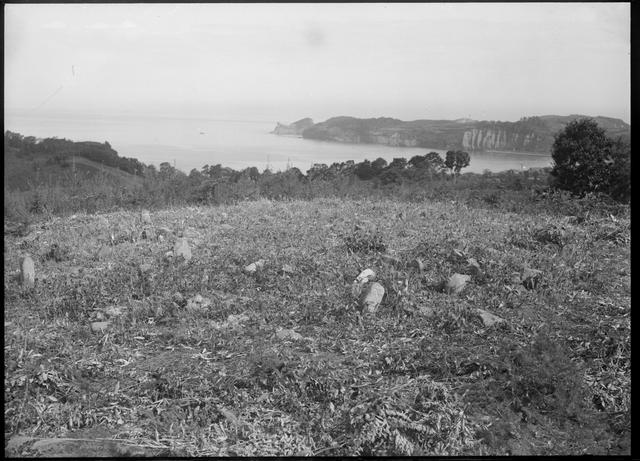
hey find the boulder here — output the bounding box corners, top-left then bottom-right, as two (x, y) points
(173, 238), (192, 261)
(446, 273), (471, 295)
(361, 282), (385, 313)
(20, 255), (35, 289)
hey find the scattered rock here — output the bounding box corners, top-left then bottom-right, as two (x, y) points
(244, 259), (266, 274)
(381, 254), (402, 267)
(351, 268), (376, 298)
(20, 255), (35, 289)
(141, 209), (152, 224)
(475, 309), (506, 327)
(90, 321), (110, 333)
(275, 328), (304, 341)
(104, 306), (125, 318)
(173, 238), (192, 261)
(446, 273), (471, 295)
(522, 267), (543, 290)
(361, 282), (385, 313)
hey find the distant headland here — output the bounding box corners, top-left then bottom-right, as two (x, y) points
(272, 115), (630, 153)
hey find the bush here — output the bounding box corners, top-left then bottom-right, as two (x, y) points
(550, 119), (630, 203)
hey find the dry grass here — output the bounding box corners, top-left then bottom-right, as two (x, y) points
(4, 196), (630, 455)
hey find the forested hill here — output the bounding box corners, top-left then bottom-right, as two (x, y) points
(4, 131), (146, 191)
(280, 114), (630, 153)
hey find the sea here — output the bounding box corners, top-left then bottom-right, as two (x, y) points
(4, 113), (553, 174)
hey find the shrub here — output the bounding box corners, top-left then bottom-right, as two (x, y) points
(550, 119), (630, 203)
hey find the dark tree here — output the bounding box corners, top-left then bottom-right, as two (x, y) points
(387, 157), (408, 170)
(550, 118), (630, 201)
(445, 150), (470, 179)
(354, 160), (376, 180)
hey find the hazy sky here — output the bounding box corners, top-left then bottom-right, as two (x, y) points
(4, 3), (630, 123)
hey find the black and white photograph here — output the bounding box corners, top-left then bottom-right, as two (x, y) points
(4, 2), (630, 456)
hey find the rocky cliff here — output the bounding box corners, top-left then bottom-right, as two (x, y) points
(271, 118), (314, 136)
(274, 115), (629, 153)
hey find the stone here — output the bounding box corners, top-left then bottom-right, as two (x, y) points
(276, 328), (303, 341)
(173, 238), (192, 261)
(104, 306), (124, 318)
(244, 259), (266, 274)
(219, 224), (234, 232)
(351, 268), (376, 298)
(91, 321), (110, 333)
(467, 258), (481, 270)
(446, 273), (471, 295)
(361, 282), (385, 313)
(522, 267), (543, 290)
(475, 308), (506, 327)
(141, 209), (152, 224)
(221, 212), (229, 220)
(20, 255), (35, 289)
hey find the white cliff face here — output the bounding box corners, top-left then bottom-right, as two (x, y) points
(461, 128), (539, 151)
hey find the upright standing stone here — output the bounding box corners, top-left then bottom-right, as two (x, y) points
(174, 238), (192, 261)
(20, 255), (35, 289)
(141, 209), (152, 224)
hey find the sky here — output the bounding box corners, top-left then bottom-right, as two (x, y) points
(4, 3), (630, 123)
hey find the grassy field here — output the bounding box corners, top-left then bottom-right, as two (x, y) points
(4, 195), (630, 455)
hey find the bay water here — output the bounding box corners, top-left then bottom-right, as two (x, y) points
(4, 113), (552, 174)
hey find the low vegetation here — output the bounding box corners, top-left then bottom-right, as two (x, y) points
(3, 118), (630, 455)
